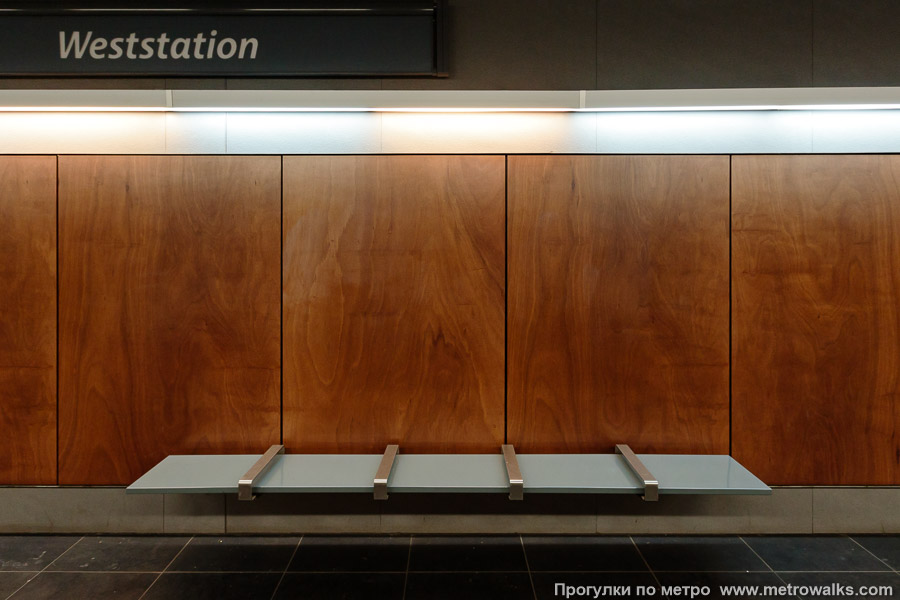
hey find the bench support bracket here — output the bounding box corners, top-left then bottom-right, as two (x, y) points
(615, 444), (659, 501)
(374, 444), (399, 500)
(238, 444), (285, 501)
(502, 444), (524, 501)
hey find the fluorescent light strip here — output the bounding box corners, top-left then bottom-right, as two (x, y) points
(1, 88), (900, 112)
(581, 104), (900, 112)
(0, 106), (573, 112)
(3, 105), (900, 113)
(0, 106), (172, 112)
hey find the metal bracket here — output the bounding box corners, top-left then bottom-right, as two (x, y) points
(374, 444), (399, 500)
(501, 444), (524, 501)
(238, 444), (285, 501)
(615, 444), (659, 502)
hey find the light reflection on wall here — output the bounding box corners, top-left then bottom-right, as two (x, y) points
(0, 109), (899, 154)
(0, 112), (165, 154)
(380, 111), (597, 153)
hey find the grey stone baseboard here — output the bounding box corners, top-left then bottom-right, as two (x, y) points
(0, 487), (896, 535)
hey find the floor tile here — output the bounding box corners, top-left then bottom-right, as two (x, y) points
(0, 536), (81, 571)
(142, 572), (281, 600)
(634, 537), (769, 572)
(852, 536), (900, 570)
(10, 572), (156, 600)
(1, 534), (895, 600)
(408, 536), (527, 572)
(656, 572), (785, 599)
(168, 536), (299, 572)
(287, 535), (409, 572)
(274, 573), (405, 599)
(47, 536), (189, 572)
(532, 572), (657, 600)
(0, 572), (37, 598)
(523, 536), (648, 572)
(745, 536), (891, 572)
(405, 572), (534, 600)
(778, 571), (900, 599)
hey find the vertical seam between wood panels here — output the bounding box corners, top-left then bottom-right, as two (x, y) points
(56, 155), (60, 484)
(280, 155), (284, 447)
(504, 155), (509, 445)
(729, 154), (733, 457)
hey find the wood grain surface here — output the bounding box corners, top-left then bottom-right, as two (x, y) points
(59, 156), (281, 485)
(0, 156), (57, 484)
(733, 155), (900, 485)
(508, 155), (730, 454)
(283, 155), (505, 453)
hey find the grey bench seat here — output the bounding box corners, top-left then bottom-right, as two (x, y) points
(126, 449), (770, 500)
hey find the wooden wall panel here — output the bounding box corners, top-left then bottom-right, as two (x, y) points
(733, 155), (900, 485)
(0, 156), (57, 484)
(508, 155), (730, 454)
(283, 156), (505, 453)
(59, 156), (281, 485)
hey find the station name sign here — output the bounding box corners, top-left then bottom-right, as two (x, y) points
(59, 30), (261, 62)
(0, 2), (444, 77)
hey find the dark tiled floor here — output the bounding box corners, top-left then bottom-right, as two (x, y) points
(141, 573), (281, 600)
(47, 536), (189, 572)
(168, 536), (299, 573)
(0, 534), (897, 599)
(636, 536), (769, 572)
(0, 574), (35, 599)
(0, 537), (81, 571)
(10, 572), (157, 600)
(744, 535), (891, 572)
(854, 536), (900, 570)
(406, 572), (534, 600)
(275, 573), (405, 600)
(408, 535), (528, 572)
(523, 535), (647, 572)
(287, 535), (408, 572)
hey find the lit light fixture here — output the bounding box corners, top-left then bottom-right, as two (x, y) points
(0, 88), (899, 112)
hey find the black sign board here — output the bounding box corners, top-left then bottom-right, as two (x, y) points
(0, 1), (445, 77)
